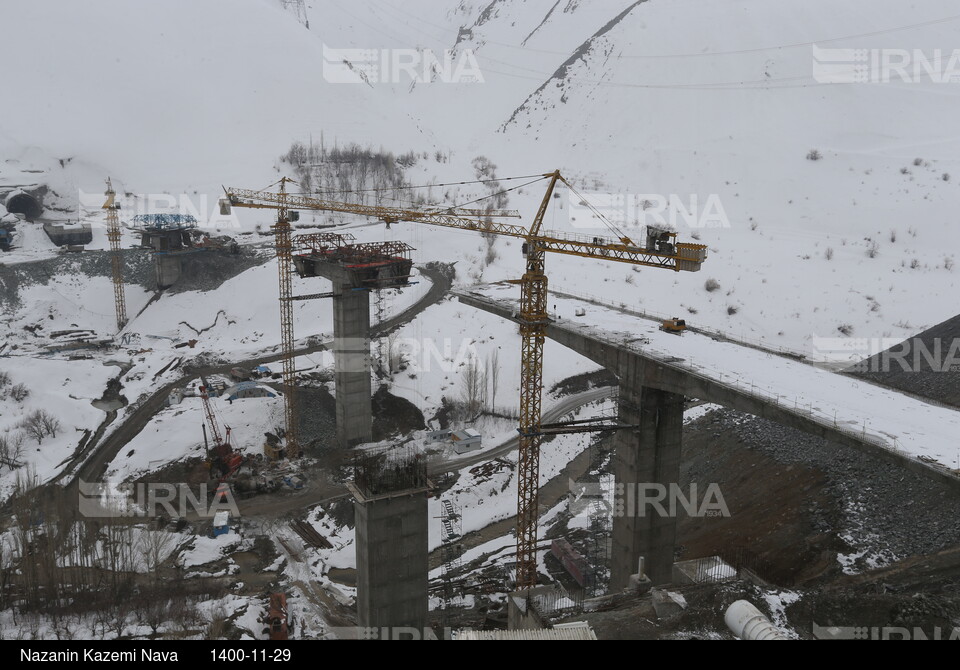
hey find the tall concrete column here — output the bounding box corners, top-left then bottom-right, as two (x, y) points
(349, 460), (429, 636)
(155, 255), (181, 289)
(610, 383), (684, 589)
(333, 282), (372, 447)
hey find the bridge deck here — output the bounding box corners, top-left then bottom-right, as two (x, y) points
(456, 283), (960, 474)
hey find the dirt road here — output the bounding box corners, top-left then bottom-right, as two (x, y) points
(61, 263), (453, 493)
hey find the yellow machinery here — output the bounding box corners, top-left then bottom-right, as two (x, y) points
(660, 317), (687, 334)
(222, 170), (707, 588)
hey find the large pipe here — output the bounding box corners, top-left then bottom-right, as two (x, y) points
(725, 600), (790, 640)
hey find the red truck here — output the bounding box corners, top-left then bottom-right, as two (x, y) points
(265, 593), (289, 640)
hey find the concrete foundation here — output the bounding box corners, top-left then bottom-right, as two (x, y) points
(350, 479), (429, 634)
(610, 384), (684, 589)
(333, 282), (372, 447)
(43, 221), (92, 246)
(506, 588), (549, 630)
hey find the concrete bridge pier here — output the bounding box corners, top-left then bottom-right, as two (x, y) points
(155, 254), (182, 289)
(610, 381), (684, 590)
(332, 281), (373, 447)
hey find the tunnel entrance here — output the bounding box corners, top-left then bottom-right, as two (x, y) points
(5, 193), (43, 221)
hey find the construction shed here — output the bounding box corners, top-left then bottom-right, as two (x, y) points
(451, 428), (482, 454)
(222, 381), (278, 401)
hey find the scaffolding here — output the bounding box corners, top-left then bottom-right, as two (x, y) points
(292, 231), (356, 252)
(292, 239), (415, 288)
(130, 214), (239, 256)
(275, 204), (299, 458)
(439, 499), (462, 626)
(583, 415), (616, 596)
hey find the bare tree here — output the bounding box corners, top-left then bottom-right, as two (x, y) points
(142, 596), (175, 635)
(20, 410), (60, 444)
(40, 412), (61, 439)
(21, 410), (46, 445)
(460, 354), (486, 417)
(486, 349), (500, 412)
(138, 529), (175, 576)
(207, 605), (230, 639)
(10, 383), (28, 402)
(10, 431), (25, 468)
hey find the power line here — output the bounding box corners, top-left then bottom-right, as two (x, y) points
(328, 2), (960, 90)
(364, 2), (960, 60)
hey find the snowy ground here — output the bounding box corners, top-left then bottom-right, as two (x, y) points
(104, 392), (286, 482)
(0, 357), (116, 497)
(4, 0), (960, 639)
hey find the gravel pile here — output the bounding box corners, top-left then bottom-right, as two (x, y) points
(703, 408), (960, 562)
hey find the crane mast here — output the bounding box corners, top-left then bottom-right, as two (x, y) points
(273, 178), (300, 458)
(103, 178), (127, 331)
(515, 170), (559, 587)
(223, 170), (707, 589)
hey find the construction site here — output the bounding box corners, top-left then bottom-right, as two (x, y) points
(3, 0), (960, 645)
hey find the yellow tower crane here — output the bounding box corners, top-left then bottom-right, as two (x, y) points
(220, 178), (301, 457)
(222, 170), (707, 588)
(103, 178), (127, 331)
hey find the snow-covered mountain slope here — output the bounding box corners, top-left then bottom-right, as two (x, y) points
(304, 0), (960, 349)
(2, 0), (959, 353)
(0, 0), (430, 196)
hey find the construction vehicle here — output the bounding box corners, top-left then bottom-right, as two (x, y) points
(660, 317), (687, 334)
(199, 376), (244, 482)
(222, 170), (707, 588)
(264, 593), (289, 640)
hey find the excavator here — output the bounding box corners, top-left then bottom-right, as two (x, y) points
(199, 376), (243, 483)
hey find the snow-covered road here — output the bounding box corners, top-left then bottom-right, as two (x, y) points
(463, 283), (960, 471)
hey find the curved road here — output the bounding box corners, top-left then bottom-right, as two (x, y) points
(63, 263), (454, 488)
(431, 386), (616, 472)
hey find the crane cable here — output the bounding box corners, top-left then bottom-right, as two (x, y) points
(561, 179), (633, 242)
(298, 173), (547, 197)
(445, 175), (550, 214)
